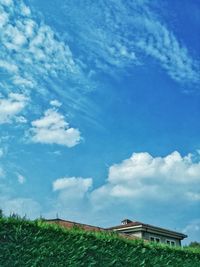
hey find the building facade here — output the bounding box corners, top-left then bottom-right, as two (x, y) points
(107, 219), (187, 246)
(45, 218), (187, 246)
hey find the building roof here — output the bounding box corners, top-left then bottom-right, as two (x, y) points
(107, 219), (187, 240)
(45, 218), (105, 232)
(44, 218), (187, 240)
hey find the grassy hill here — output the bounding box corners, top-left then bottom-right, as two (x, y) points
(0, 217), (200, 267)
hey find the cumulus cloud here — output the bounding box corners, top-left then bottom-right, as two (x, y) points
(29, 108), (81, 147)
(91, 151), (200, 203)
(50, 151), (200, 229)
(53, 176), (92, 198)
(50, 176), (93, 221)
(51, 151), (200, 211)
(0, 93), (28, 123)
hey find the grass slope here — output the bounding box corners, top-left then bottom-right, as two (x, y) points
(0, 217), (200, 267)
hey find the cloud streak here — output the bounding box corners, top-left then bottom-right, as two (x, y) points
(0, 0), (94, 122)
(0, 0), (79, 89)
(61, 0), (199, 85)
(136, 17), (200, 85)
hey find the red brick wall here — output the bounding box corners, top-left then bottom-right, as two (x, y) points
(46, 220), (105, 232)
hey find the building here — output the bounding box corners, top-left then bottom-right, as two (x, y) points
(45, 218), (187, 246)
(45, 218), (105, 232)
(107, 219), (187, 246)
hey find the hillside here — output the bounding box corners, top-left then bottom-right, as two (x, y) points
(0, 217), (200, 267)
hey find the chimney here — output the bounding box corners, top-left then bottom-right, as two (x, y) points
(121, 219), (133, 225)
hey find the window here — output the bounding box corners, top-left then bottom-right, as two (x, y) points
(150, 236), (160, 243)
(166, 240), (176, 246)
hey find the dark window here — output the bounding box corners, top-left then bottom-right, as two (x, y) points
(150, 237), (160, 243)
(166, 240), (176, 246)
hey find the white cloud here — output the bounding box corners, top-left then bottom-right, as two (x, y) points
(51, 152), (200, 218)
(0, 168), (40, 219)
(0, 0), (89, 118)
(17, 173), (26, 184)
(92, 151), (200, 203)
(61, 0), (199, 85)
(50, 176), (93, 222)
(3, 197), (41, 219)
(0, 167), (41, 219)
(0, 0), (78, 81)
(183, 220), (200, 244)
(0, 0), (13, 7)
(19, 2), (31, 16)
(136, 18), (199, 84)
(14, 115), (27, 124)
(29, 108), (81, 147)
(0, 60), (18, 73)
(0, 93), (28, 124)
(50, 100), (62, 107)
(53, 176), (92, 197)
(49, 151), (200, 229)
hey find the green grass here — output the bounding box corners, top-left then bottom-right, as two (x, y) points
(0, 217), (200, 267)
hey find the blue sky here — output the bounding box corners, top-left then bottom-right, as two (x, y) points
(0, 0), (200, 244)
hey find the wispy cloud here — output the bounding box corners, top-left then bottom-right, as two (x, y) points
(135, 17), (200, 85)
(28, 108), (81, 147)
(0, 0), (79, 87)
(61, 0), (199, 86)
(0, 0), (198, 133)
(0, 0), (93, 120)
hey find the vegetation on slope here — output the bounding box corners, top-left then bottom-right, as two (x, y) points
(0, 216), (200, 267)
